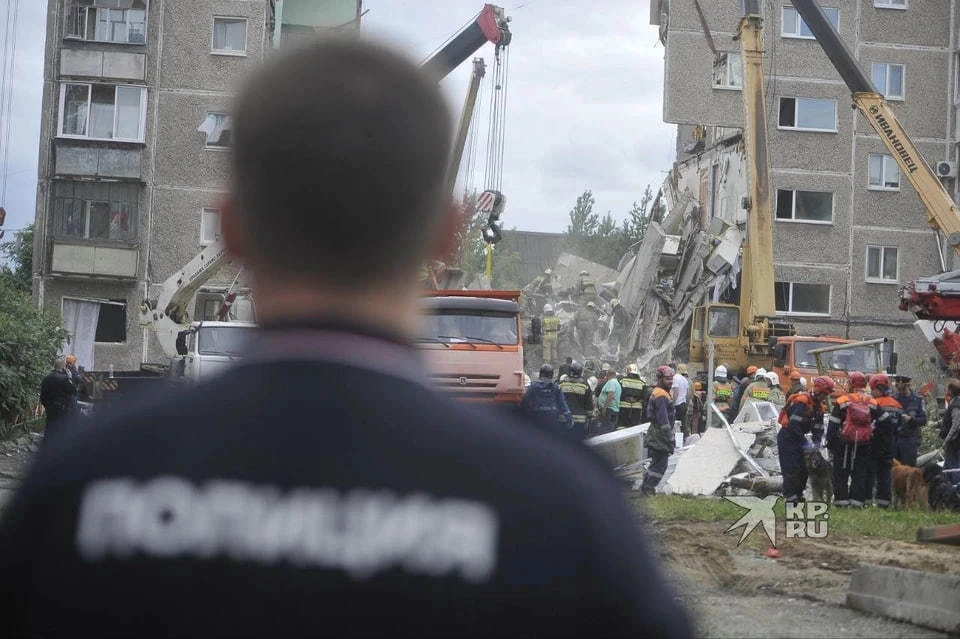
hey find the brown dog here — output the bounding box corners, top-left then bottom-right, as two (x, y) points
(892, 459), (928, 509)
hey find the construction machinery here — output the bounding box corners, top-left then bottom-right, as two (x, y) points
(790, 0), (960, 372)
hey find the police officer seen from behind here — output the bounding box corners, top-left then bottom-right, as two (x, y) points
(893, 374), (926, 466)
(520, 364), (573, 439)
(38, 357), (75, 439)
(0, 36), (693, 637)
(558, 360), (594, 441)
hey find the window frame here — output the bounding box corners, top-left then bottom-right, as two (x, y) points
(862, 336), (896, 370)
(775, 189), (836, 225)
(63, 0), (148, 45)
(867, 153), (901, 191)
(865, 245), (900, 284)
(871, 62), (905, 101)
(211, 16), (248, 56)
(874, 0), (907, 9)
(781, 6), (840, 39)
(777, 96), (838, 133)
(56, 82), (147, 143)
(712, 51), (742, 90)
(51, 181), (139, 244)
(775, 282), (832, 317)
(200, 208), (221, 246)
(200, 112), (232, 150)
(60, 296), (128, 345)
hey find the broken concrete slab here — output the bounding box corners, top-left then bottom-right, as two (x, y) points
(551, 253), (619, 298)
(663, 426), (755, 496)
(847, 563), (960, 634)
(585, 424), (646, 470)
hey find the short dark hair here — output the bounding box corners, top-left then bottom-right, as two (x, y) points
(231, 36), (452, 287)
(947, 378), (960, 399)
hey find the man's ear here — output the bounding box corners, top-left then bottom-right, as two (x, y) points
(217, 195), (247, 260)
(429, 200), (467, 263)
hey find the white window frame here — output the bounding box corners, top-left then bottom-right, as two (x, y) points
(200, 112), (232, 150)
(865, 245), (900, 284)
(775, 282), (832, 317)
(871, 62), (905, 101)
(777, 97), (838, 133)
(61, 296), (128, 345)
(781, 6), (840, 39)
(56, 82), (147, 143)
(775, 189), (835, 225)
(712, 52), (742, 90)
(874, 0), (907, 9)
(200, 208), (221, 246)
(868, 153), (901, 191)
(64, 0), (149, 45)
(211, 16), (248, 56)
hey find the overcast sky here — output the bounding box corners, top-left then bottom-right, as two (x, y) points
(0, 0), (675, 236)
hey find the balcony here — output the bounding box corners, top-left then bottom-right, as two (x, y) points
(51, 241), (138, 279)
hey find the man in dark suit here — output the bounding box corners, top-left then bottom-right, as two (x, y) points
(0, 36), (692, 638)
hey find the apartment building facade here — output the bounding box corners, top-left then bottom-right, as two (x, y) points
(653, 0), (959, 378)
(33, 0), (361, 372)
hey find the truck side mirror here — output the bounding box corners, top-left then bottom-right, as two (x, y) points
(772, 344), (787, 361)
(887, 351), (898, 375)
(175, 331), (189, 356)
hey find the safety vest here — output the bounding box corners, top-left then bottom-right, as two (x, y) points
(619, 376), (646, 410)
(559, 379), (592, 422)
(778, 392), (821, 433)
(542, 315), (560, 336)
(748, 383), (770, 401)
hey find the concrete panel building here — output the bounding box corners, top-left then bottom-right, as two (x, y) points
(33, 0), (361, 371)
(652, 0), (959, 379)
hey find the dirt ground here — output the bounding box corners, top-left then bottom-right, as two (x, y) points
(637, 509), (960, 638)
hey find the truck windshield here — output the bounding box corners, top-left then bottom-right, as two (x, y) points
(794, 342), (878, 371)
(708, 307), (739, 338)
(418, 311), (518, 345)
(197, 326), (255, 356)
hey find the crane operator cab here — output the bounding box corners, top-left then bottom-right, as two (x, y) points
(174, 321), (257, 381)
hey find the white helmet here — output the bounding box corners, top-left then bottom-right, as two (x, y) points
(714, 365), (728, 380)
(765, 371), (780, 387)
(544, 268), (552, 276)
(626, 363), (639, 375)
(543, 304), (554, 313)
(755, 367), (768, 380)
(799, 377), (808, 390)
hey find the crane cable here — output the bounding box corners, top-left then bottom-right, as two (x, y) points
(483, 43), (509, 193)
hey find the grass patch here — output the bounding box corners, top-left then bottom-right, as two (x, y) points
(637, 493), (960, 542)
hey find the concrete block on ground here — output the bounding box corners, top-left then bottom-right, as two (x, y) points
(586, 424), (647, 469)
(847, 563), (960, 634)
(663, 426), (755, 495)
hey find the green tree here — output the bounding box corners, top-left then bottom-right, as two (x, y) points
(563, 187), (661, 270)
(0, 224), (33, 293)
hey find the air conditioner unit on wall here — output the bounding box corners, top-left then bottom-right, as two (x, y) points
(936, 161), (958, 179)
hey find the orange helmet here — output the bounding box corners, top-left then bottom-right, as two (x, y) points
(848, 371), (867, 391)
(869, 373), (891, 391)
(789, 370), (801, 381)
(746, 365), (758, 376)
(812, 376), (835, 394)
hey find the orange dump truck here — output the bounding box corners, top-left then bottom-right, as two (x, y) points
(416, 290), (526, 405)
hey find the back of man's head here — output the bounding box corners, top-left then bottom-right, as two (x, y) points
(231, 36), (452, 288)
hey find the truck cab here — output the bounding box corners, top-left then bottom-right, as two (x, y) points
(175, 321), (258, 382)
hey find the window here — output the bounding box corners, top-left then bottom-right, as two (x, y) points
(212, 17), (247, 54)
(775, 282), (831, 315)
(782, 6), (839, 38)
(200, 208), (221, 245)
(198, 112), (232, 148)
(775, 189), (834, 223)
(866, 245), (899, 283)
(58, 83), (146, 142)
(862, 337), (896, 370)
(96, 300), (127, 343)
(778, 97), (837, 131)
(712, 52), (742, 89)
(52, 181), (139, 243)
(871, 63), (904, 100)
(874, 0), (906, 9)
(868, 154), (901, 190)
(64, 1), (147, 44)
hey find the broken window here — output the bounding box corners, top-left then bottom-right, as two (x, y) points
(212, 17), (247, 53)
(868, 154), (900, 190)
(712, 52), (742, 89)
(778, 97), (837, 131)
(198, 112), (232, 148)
(95, 300), (127, 343)
(866, 245), (899, 283)
(781, 6), (839, 39)
(775, 189), (834, 223)
(64, 0), (148, 44)
(871, 62), (904, 100)
(775, 282), (830, 316)
(200, 208), (221, 245)
(52, 181), (139, 243)
(59, 83), (146, 142)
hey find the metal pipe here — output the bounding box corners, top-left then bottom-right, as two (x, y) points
(807, 337), (887, 356)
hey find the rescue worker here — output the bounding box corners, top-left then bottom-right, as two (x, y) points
(609, 298), (629, 347)
(574, 301), (599, 357)
(765, 371), (786, 411)
(938, 378), (960, 474)
(598, 366), (622, 435)
(826, 371), (877, 508)
(541, 304), (560, 367)
(520, 364), (573, 439)
(640, 366), (677, 496)
(556, 356), (573, 382)
(893, 374), (926, 466)
(689, 381), (706, 435)
(731, 365), (757, 416)
(738, 367), (770, 412)
(786, 369), (803, 398)
(868, 373), (901, 508)
(779, 376), (835, 505)
(712, 365), (735, 423)
(578, 270), (596, 298)
(671, 363), (690, 435)
(559, 361), (593, 441)
(618, 364), (647, 429)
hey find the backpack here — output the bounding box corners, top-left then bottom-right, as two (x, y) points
(778, 393), (810, 428)
(840, 393), (874, 444)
